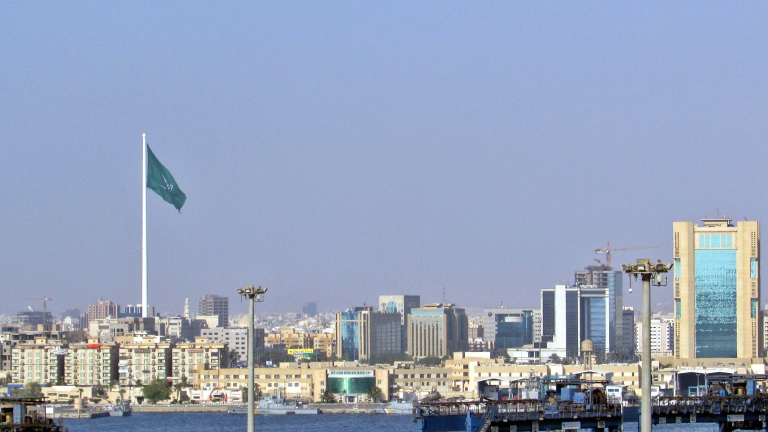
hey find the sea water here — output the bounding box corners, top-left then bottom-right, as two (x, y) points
(62, 413), (724, 432)
(64, 412), (421, 432)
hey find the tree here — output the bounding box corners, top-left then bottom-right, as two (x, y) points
(320, 388), (336, 403)
(418, 356), (443, 366)
(142, 379), (172, 404)
(367, 385), (383, 402)
(12, 382), (43, 398)
(173, 376), (189, 402)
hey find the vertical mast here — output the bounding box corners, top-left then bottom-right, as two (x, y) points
(142, 133), (148, 318)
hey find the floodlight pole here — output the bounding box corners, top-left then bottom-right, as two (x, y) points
(622, 259), (672, 432)
(238, 285), (267, 432)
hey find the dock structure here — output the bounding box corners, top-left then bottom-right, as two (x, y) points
(416, 398), (624, 432)
(650, 395), (768, 432)
(0, 397), (68, 431)
(416, 395), (768, 432)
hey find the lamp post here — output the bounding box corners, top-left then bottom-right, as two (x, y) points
(622, 259), (672, 432)
(237, 285), (267, 432)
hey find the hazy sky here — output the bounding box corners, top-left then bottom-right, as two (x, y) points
(2, 3), (768, 317)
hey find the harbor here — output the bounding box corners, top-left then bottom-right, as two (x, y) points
(414, 373), (768, 432)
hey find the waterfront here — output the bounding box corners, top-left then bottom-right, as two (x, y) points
(59, 412), (726, 432)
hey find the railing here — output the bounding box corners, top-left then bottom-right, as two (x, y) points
(416, 398), (622, 421)
(654, 395), (768, 416)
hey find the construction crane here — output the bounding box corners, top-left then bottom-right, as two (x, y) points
(594, 243), (659, 268)
(25, 297), (53, 326)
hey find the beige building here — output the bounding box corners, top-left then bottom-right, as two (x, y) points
(194, 361), (390, 403)
(171, 337), (226, 385)
(11, 337), (65, 385)
(114, 334), (172, 385)
(311, 333), (334, 359)
(66, 337), (118, 386)
(391, 364), (452, 400)
(266, 326), (312, 349)
(673, 218), (761, 359)
(407, 304), (468, 359)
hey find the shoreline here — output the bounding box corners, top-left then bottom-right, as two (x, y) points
(107, 402), (395, 414)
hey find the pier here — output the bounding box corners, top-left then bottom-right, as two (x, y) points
(416, 395), (768, 432)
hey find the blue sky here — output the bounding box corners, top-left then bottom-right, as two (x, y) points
(2, 2), (767, 316)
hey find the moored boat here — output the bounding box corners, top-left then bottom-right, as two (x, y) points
(377, 400), (414, 414)
(228, 397), (319, 415)
(108, 400), (132, 417)
(0, 397), (67, 431)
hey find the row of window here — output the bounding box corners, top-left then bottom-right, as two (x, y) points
(209, 374), (313, 380)
(397, 373), (449, 379)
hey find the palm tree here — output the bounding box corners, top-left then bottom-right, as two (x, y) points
(320, 388), (336, 403)
(173, 376), (189, 402)
(368, 385), (383, 402)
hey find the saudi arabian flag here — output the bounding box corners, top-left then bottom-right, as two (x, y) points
(146, 145), (186, 211)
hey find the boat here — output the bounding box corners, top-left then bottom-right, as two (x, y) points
(0, 397), (67, 431)
(228, 396), (319, 415)
(108, 400), (132, 416)
(377, 400), (414, 414)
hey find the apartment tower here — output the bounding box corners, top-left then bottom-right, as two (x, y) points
(673, 218), (761, 359)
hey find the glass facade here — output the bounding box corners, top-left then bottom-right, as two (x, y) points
(566, 291), (580, 357)
(340, 310), (360, 361)
(494, 311), (533, 349)
(327, 374), (375, 394)
(581, 297), (607, 351)
(541, 291), (555, 342)
(694, 249), (737, 358)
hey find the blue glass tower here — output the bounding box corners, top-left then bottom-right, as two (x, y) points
(673, 218), (761, 359)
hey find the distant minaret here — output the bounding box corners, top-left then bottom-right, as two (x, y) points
(184, 298), (190, 320)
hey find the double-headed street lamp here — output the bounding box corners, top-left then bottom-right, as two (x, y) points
(237, 285), (267, 432)
(622, 259), (672, 432)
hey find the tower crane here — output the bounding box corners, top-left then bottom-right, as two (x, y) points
(594, 243), (659, 268)
(25, 297), (53, 326)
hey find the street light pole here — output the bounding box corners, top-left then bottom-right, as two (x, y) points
(622, 259), (672, 432)
(237, 285), (267, 432)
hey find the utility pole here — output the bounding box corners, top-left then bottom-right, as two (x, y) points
(622, 259), (672, 432)
(237, 285), (267, 432)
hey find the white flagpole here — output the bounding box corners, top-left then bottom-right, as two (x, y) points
(142, 133), (148, 318)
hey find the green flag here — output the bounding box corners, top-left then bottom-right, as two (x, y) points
(146, 145), (186, 211)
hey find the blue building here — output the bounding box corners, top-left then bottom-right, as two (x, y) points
(482, 308), (533, 350)
(673, 218), (761, 359)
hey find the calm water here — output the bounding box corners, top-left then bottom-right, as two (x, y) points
(63, 412), (421, 432)
(61, 413), (724, 432)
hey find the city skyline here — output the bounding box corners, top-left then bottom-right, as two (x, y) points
(3, 3), (768, 316)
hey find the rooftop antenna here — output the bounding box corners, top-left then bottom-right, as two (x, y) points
(442, 286), (446, 305)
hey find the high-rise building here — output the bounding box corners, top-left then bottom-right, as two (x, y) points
(621, 307), (636, 358)
(574, 265), (624, 357)
(540, 282), (622, 359)
(335, 307), (402, 362)
(673, 218), (761, 359)
(482, 308), (533, 350)
(540, 285), (581, 358)
(635, 314), (673, 357)
(123, 304), (155, 318)
(86, 300), (119, 323)
(198, 295), (229, 328)
(302, 302), (318, 317)
(378, 295), (420, 351)
(407, 303), (468, 359)
(378, 295), (421, 318)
